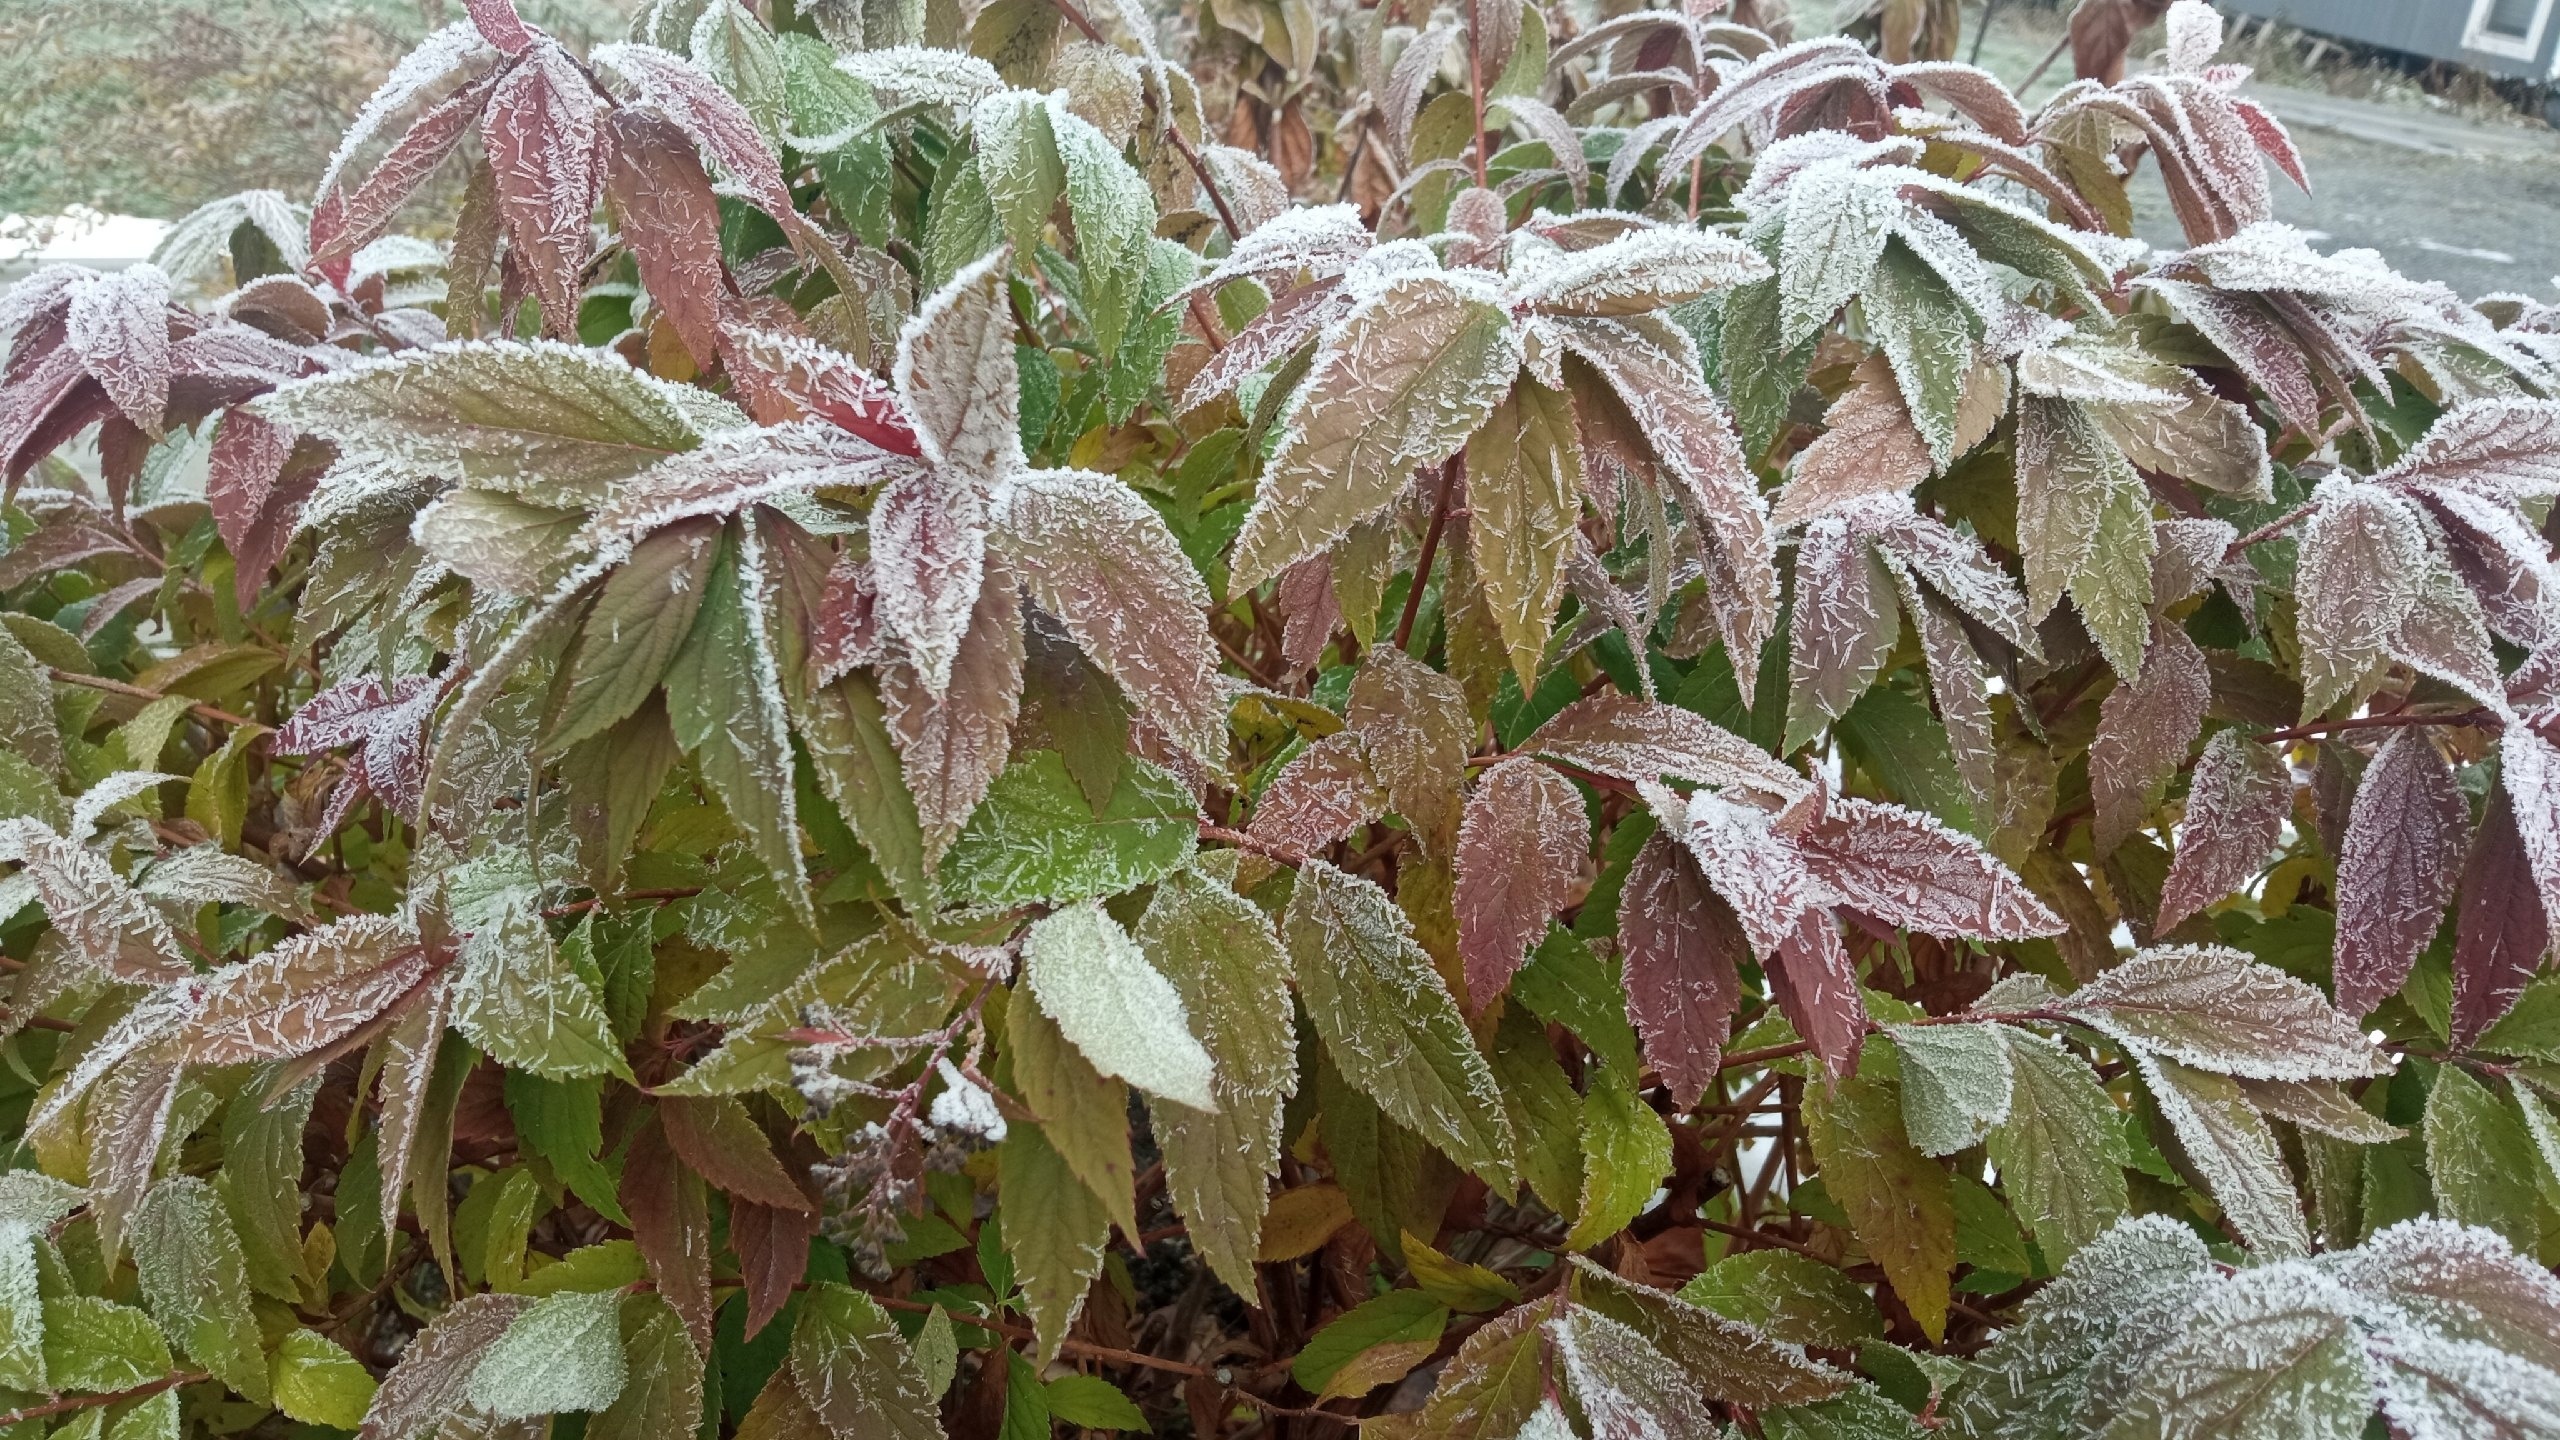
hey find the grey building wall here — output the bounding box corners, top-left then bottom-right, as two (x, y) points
(2217, 0), (2560, 82)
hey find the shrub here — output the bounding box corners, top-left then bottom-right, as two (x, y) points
(1, 1), (2558, 1436)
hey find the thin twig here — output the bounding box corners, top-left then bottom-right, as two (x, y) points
(1198, 823), (1305, 865)
(2256, 707), (2496, 746)
(0, 1373), (206, 1428)
(1395, 457), (1464, 652)
(869, 1294), (1212, 1378)
(45, 668), (259, 731)
(2224, 501), (2318, 559)
(1043, 0), (1244, 239)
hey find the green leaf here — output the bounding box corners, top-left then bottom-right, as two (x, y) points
(1401, 1231), (1523, 1314)
(2116, 1265), (2371, 1440)
(1804, 1044), (1956, 1342)
(1006, 982), (1138, 1240)
(911, 1305), (959, 1401)
(1489, 1003), (1585, 1220)
(1511, 927), (1641, 1076)
(2015, 396), (2154, 679)
(469, 1288), (630, 1418)
(507, 1240), (647, 1297)
(2422, 1065), (2542, 1254)
(504, 1070), (628, 1226)
(1231, 273), (1522, 589)
(1045, 1374), (1148, 1431)
(1138, 865), (1298, 1296)
(1950, 1171), (2034, 1276)
(997, 1119), (1113, 1365)
(1759, 1382), (1932, 1439)
(1019, 901), (1217, 1111)
(2137, 1053), (2312, 1258)
(452, 897), (630, 1082)
(787, 1284), (944, 1440)
(1411, 1300), (1553, 1438)
(552, 517), (723, 750)
(1051, 99), (1155, 360)
(251, 339), (741, 503)
(794, 673), (932, 912)
(219, 1078), (317, 1303)
(1466, 378), (1582, 687)
(1568, 1059), (1673, 1251)
(973, 90), (1062, 258)
(0, 628), (64, 780)
(779, 35), (893, 246)
(1680, 1251), (1884, 1350)
(130, 1176), (269, 1404)
(42, 1296), (170, 1394)
(1286, 861), (1517, 1188)
(0, 1225), (45, 1391)
(1291, 1291), (1448, 1396)
(1566, 1257), (1850, 1408)
(937, 750), (1197, 909)
(924, 152), (1000, 289)
(1835, 685), (1980, 836)
(592, 1294), (708, 1440)
(271, 1329), (378, 1430)
(1887, 1022), (2014, 1157)
(665, 522), (810, 924)
(1862, 239), (1972, 467)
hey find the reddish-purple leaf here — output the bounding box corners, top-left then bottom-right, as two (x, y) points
(1248, 731), (1384, 859)
(1618, 832), (1743, 1107)
(1672, 788), (1831, 956)
(465, 0), (536, 54)
(1786, 514), (1901, 747)
(174, 915), (427, 1066)
(723, 325), (922, 455)
(1770, 358), (1932, 529)
(731, 1198), (819, 1342)
(1276, 556), (1342, 676)
(206, 409), (312, 607)
(593, 43), (798, 224)
(483, 41), (604, 338)
(358, 1292), (535, 1440)
(323, 69), (502, 264)
(2089, 617), (2212, 855)
(275, 674), (447, 825)
(1347, 648), (1473, 856)
(1455, 760), (1592, 1013)
(2452, 778), (2548, 1048)
(623, 1111), (717, 1354)
(2375, 397), (2560, 505)
(1794, 795), (2064, 941)
(661, 1095), (815, 1212)
(810, 546), (888, 686)
(64, 265), (174, 436)
(2499, 725), (2560, 953)
(871, 470), (988, 696)
(2333, 729), (2468, 1018)
(996, 469), (1230, 764)
(882, 552), (1025, 861)
(2157, 729), (2293, 932)
(605, 109), (733, 372)
(371, 975), (452, 1247)
(1767, 906), (1867, 1078)
(1522, 693), (1803, 801)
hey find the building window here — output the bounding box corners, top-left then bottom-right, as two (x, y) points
(2466, 0), (2553, 59)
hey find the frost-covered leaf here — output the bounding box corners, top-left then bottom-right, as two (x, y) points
(870, 469), (988, 697)
(1788, 515), (1901, 749)
(997, 1118), (1112, 1365)
(1618, 833), (1743, 1109)
(1983, 1026), (2129, 1267)
(1568, 1257), (1849, 1407)
(0, 819), (190, 983)
(1805, 1044), (1956, 1341)
(789, 1283), (945, 1440)
(2061, 945), (2388, 1082)
(1771, 357), (1933, 530)
(1455, 760), (1590, 1012)
(251, 340), (742, 503)
(1778, 164), (1896, 348)
(2090, 617), (2211, 856)
(1141, 866), (1296, 1296)
(173, 913), (423, 1066)
(894, 251), (1023, 488)
(1285, 861), (1515, 1186)
(1021, 901), (1216, 1111)
(2016, 396), (2156, 678)
(272, 1329), (380, 1431)
(603, 108), (731, 372)
(995, 469), (1226, 761)
(2156, 729), (2291, 932)
(884, 550), (1025, 864)
(1347, 646), (1473, 855)
(1247, 731), (1383, 858)
(1006, 982), (1137, 1240)
(483, 42), (607, 337)
(132, 1176), (268, 1404)
(550, 517), (722, 750)
(2373, 396), (2560, 504)
(2295, 478), (2427, 720)
(451, 886), (629, 1081)
(2453, 780), (2547, 1049)
(1051, 100), (1156, 362)
(1522, 694), (1804, 800)
(467, 1288), (628, 1418)
(1466, 378), (1582, 687)
(2333, 730), (2468, 1018)
(1887, 1021), (2012, 1157)
(1548, 1303), (1721, 1440)
(1509, 227), (1771, 318)
(2115, 1263), (2369, 1440)
(1793, 793), (2062, 941)
(1230, 272), (1520, 589)
(360, 1291), (533, 1439)
(664, 520), (808, 919)
(2422, 1065), (2541, 1254)
(936, 750), (1194, 908)
(2136, 1053), (2311, 1257)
